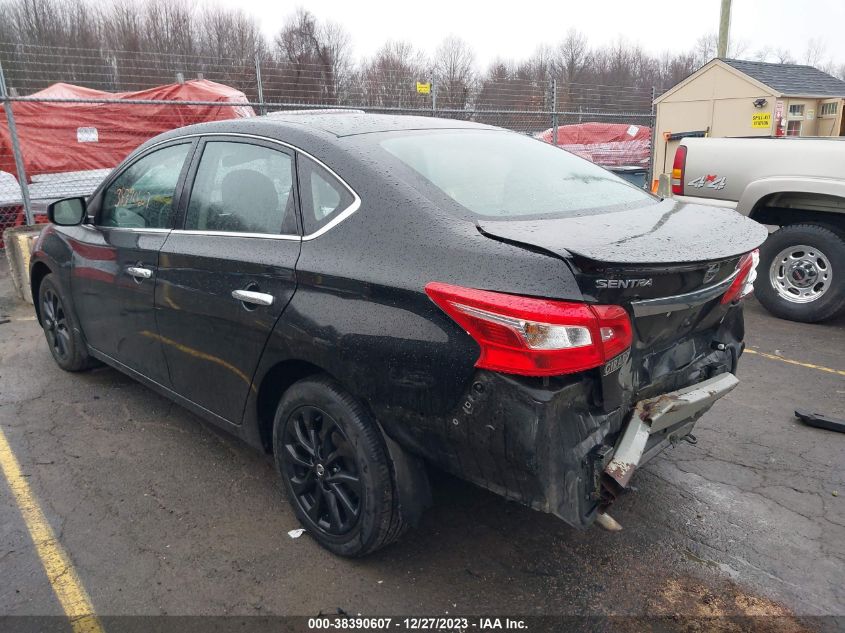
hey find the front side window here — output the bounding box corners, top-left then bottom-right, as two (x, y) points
(298, 156), (355, 234)
(100, 143), (191, 229)
(379, 130), (653, 219)
(185, 141), (296, 235)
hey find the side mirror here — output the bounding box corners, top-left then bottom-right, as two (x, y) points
(48, 197), (87, 226)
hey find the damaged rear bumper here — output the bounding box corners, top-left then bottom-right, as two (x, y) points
(604, 372), (739, 489)
(378, 320), (745, 531)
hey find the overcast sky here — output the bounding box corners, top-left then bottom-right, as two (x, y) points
(211, 0), (845, 68)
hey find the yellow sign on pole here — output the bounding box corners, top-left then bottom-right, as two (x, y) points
(416, 82), (431, 95)
(752, 112), (771, 128)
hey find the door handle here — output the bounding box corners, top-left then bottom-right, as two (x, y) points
(127, 266), (152, 280)
(232, 289), (275, 307)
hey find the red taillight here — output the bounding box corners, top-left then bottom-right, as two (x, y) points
(671, 145), (687, 195)
(721, 249), (760, 304)
(425, 282), (633, 377)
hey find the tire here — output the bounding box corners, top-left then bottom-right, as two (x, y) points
(37, 274), (97, 371)
(755, 224), (845, 323)
(272, 376), (407, 557)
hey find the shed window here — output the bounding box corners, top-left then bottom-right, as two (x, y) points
(786, 120), (802, 136)
(788, 104), (805, 117)
(819, 102), (838, 117)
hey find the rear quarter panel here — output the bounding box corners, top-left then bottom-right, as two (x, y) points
(243, 149), (582, 446)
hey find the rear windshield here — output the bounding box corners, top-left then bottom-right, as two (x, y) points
(379, 130), (655, 218)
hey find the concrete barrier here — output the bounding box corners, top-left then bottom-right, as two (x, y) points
(2, 225), (42, 305)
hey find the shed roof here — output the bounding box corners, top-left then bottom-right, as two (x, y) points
(655, 58), (845, 104)
(719, 58), (845, 97)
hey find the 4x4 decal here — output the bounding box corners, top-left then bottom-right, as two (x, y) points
(688, 174), (727, 190)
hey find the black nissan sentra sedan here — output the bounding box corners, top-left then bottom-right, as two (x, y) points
(31, 113), (767, 556)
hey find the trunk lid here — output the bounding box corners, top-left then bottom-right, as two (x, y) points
(476, 199), (767, 265)
(478, 199), (767, 394)
(569, 254), (745, 351)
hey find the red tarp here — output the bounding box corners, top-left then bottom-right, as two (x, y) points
(536, 122), (651, 168)
(0, 80), (254, 182)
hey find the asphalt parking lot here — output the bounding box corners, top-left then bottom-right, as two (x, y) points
(0, 259), (843, 632)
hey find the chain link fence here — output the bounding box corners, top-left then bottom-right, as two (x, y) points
(1, 43), (656, 245)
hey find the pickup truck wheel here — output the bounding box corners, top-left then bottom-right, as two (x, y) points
(272, 376), (406, 557)
(755, 224), (845, 322)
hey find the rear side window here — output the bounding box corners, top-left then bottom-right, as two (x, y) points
(100, 143), (191, 229)
(297, 156), (356, 235)
(185, 141), (296, 235)
(379, 130), (654, 219)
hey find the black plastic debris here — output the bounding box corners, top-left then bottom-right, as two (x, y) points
(795, 409), (845, 433)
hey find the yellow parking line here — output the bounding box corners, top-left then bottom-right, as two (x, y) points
(745, 348), (845, 377)
(0, 427), (104, 633)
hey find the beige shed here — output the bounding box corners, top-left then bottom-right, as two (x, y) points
(652, 58), (845, 183)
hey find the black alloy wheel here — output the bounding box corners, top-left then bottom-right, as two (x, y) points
(37, 273), (97, 372)
(272, 376), (408, 556)
(282, 405), (362, 535)
(41, 286), (71, 362)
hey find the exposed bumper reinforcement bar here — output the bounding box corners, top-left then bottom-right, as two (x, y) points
(604, 373), (739, 488)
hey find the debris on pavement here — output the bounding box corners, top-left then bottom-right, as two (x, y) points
(287, 528), (306, 539)
(795, 409), (845, 433)
(595, 512), (623, 531)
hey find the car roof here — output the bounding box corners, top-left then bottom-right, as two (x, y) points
(257, 112), (496, 137)
(135, 113), (502, 164)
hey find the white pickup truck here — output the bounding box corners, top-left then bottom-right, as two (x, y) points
(671, 136), (845, 322)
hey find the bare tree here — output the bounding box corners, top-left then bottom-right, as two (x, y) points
(729, 38), (749, 60)
(321, 20), (354, 102)
(553, 28), (589, 84)
(143, 0), (196, 58)
(356, 40), (429, 109)
(804, 38), (827, 67)
(655, 50), (697, 88)
(691, 32), (747, 67)
(752, 46), (772, 62)
(476, 58), (516, 110)
(269, 8), (351, 104)
(432, 35), (476, 110)
(773, 47), (796, 64)
(549, 29), (591, 112)
(195, 6), (264, 98)
(2, 0), (108, 89)
(692, 33), (717, 66)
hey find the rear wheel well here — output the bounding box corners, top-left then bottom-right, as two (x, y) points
(255, 359), (324, 453)
(749, 193), (845, 237)
(30, 261), (52, 323)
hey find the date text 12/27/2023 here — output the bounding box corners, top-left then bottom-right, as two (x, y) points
(307, 617), (529, 630)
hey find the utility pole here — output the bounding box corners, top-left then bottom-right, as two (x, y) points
(717, 0), (732, 58)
